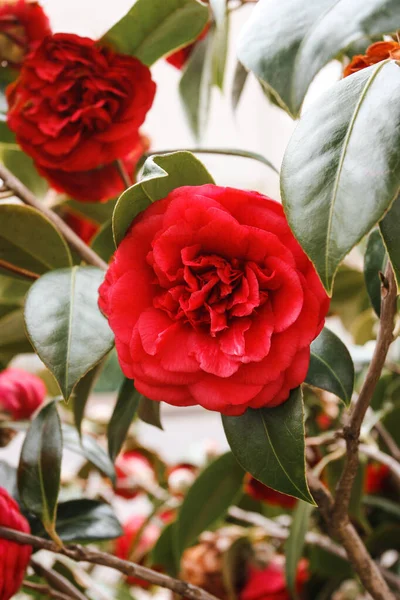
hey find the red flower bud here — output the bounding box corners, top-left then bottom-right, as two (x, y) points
(0, 368), (46, 420)
(115, 515), (160, 587)
(167, 462), (197, 496)
(114, 450), (156, 500)
(365, 463), (391, 495)
(0, 487), (32, 600)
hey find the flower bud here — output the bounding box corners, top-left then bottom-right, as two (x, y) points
(0, 368), (46, 420)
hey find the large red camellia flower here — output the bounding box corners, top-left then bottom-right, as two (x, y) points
(0, 487), (32, 600)
(0, 367), (46, 420)
(0, 0), (51, 68)
(99, 185), (329, 415)
(6, 33), (156, 173)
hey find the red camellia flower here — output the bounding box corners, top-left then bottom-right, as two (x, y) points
(244, 475), (297, 510)
(7, 33), (156, 173)
(64, 212), (99, 245)
(0, 0), (51, 68)
(99, 185), (329, 415)
(115, 515), (160, 587)
(166, 23), (210, 70)
(240, 558), (309, 600)
(0, 487), (32, 600)
(0, 367), (46, 420)
(39, 134), (150, 203)
(365, 463), (391, 495)
(114, 450), (156, 499)
(343, 40), (400, 78)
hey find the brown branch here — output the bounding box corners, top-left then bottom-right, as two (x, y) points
(0, 258), (40, 280)
(30, 557), (88, 600)
(115, 159), (132, 189)
(0, 163), (108, 271)
(23, 581), (72, 600)
(333, 263), (397, 525)
(0, 527), (219, 600)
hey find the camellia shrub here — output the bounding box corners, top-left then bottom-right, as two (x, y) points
(0, 1), (399, 599)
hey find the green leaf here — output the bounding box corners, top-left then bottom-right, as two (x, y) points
(281, 61), (400, 293)
(90, 220), (115, 263)
(232, 60), (248, 111)
(30, 499), (122, 543)
(25, 267), (114, 401)
(210, 2), (229, 90)
(285, 501), (313, 598)
(175, 452), (244, 557)
(94, 349), (124, 393)
(222, 388), (314, 504)
(0, 204), (72, 278)
(73, 363), (102, 437)
(380, 193), (400, 289)
(18, 401), (62, 536)
(62, 198), (117, 226)
(0, 308), (32, 362)
(179, 35), (214, 140)
(306, 327), (354, 406)
(222, 537), (253, 599)
(102, 0), (209, 66)
(364, 229), (387, 316)
(62, 424), (116, 483)
(1, 148), (48, 198)
(113, 151), (214, 245)
(0, 274), (29, 318)
(108, 378), (140, 461)
(150, 522), (179, 576)
(138, 396), (163, 430)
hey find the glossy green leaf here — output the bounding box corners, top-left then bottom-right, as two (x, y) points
(222, 388), (314, 504)
(18, 401), (62, 534)
(90, 220), (115, 263)
(0, 274), (29, 318)
(306, 327), (354, 405)
(108, 378), (140, 461)
(138, 396), (163, 430)
(0, 308), (32, 361)
(62, 424), (116, 483)
(380, 193), (400, 289)
(94, 349), (124, 393)
(150, 522), (178, 576)
(179, 36), (214, 140)
(73, 363), (102, 437)
(0, 204), (72, 278)
(25, 267), (114, 401)
(1, 148), (48, 198)
(175, 452), (244, 557)
(30, 499), (122, 543)
(63, 198), (117, 226)
(232, 61), (248, 111)
(238, 0), (400, 117)
(364, 229), (386, 316)
(285, 501), (313, 598)
(281, 61), (400, 293)
(113, 151), (214, 245)
(102, 0), (209, 66)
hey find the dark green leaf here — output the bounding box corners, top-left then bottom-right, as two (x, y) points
(90, 220), (116, 263)
(0, 308), (32, 362)
(150, 522), (179, 576)
(0, 274), (29, 318)
(281, 61), (400, 293)
(30, 499), (122, 543)
(380, 193), (400, 289)
(62, 198), (117, 226)
(175, 452), (244, 557)
(62, 424), (116, 483)
(364, 229), (387, 316)
(18, 401), (62, 535)
(232, 61), (248, 111)
(102, 0), (209, 66)
(113, 151), (214, 245)
(1, 148), (48, 198)
(363, 495), (400, 521)
(25, 267), (114, 401)
(306, 327), (354, 405)
(94, 349), (124, 393)
(73, 363), (102, 437)
(285, 501), (313, 598)
(179, 36), (214, 140)
(222, 537), (253, 599)
(222, 388), (314, 504)
(0, 204), (72, 277)
(108, 378), (140, 461)
(138, 396), (163, 430)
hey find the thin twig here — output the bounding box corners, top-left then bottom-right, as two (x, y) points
(334, 263), (397, 524)
(115, 159), (132, 189)
(0, 527), (219, 600)
(374, 421), (400, 462)
(30, 557), (88, 600)
(0, 258), (40, 280)
(0, 163), (108, 271)
(23, 581), (72, 600)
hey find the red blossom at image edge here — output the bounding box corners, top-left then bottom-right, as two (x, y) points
(343, 40), (400, 77)
(0, 487), (32, 600)
(240, 558), (309, 600)
(6, 33), (156, 174)
(99, 185), (329, 415)
(166, 23), (210, 70)
(0, 0), (51, 67)
(0, 367), (46, 420)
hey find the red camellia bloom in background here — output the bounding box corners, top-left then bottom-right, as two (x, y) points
(114, 450), (156, 499)
(0, 487), (32, 600)
(168, 462), (197, 496)
(365, 463), (391, 495)
(64, 211), (99, 244)
(343, 40), (400, 78)
(240, 558), (309, 600)
(115, 515), (160, 587)
(0, 0), (50, 68)
(166, 23), (210, 70)
(7, 33), (156, 173)
(39, 134), (150, 203)
(100, 185), (329, 415)
(0, 367), (46, 420)
(244, 474), (297, 510)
